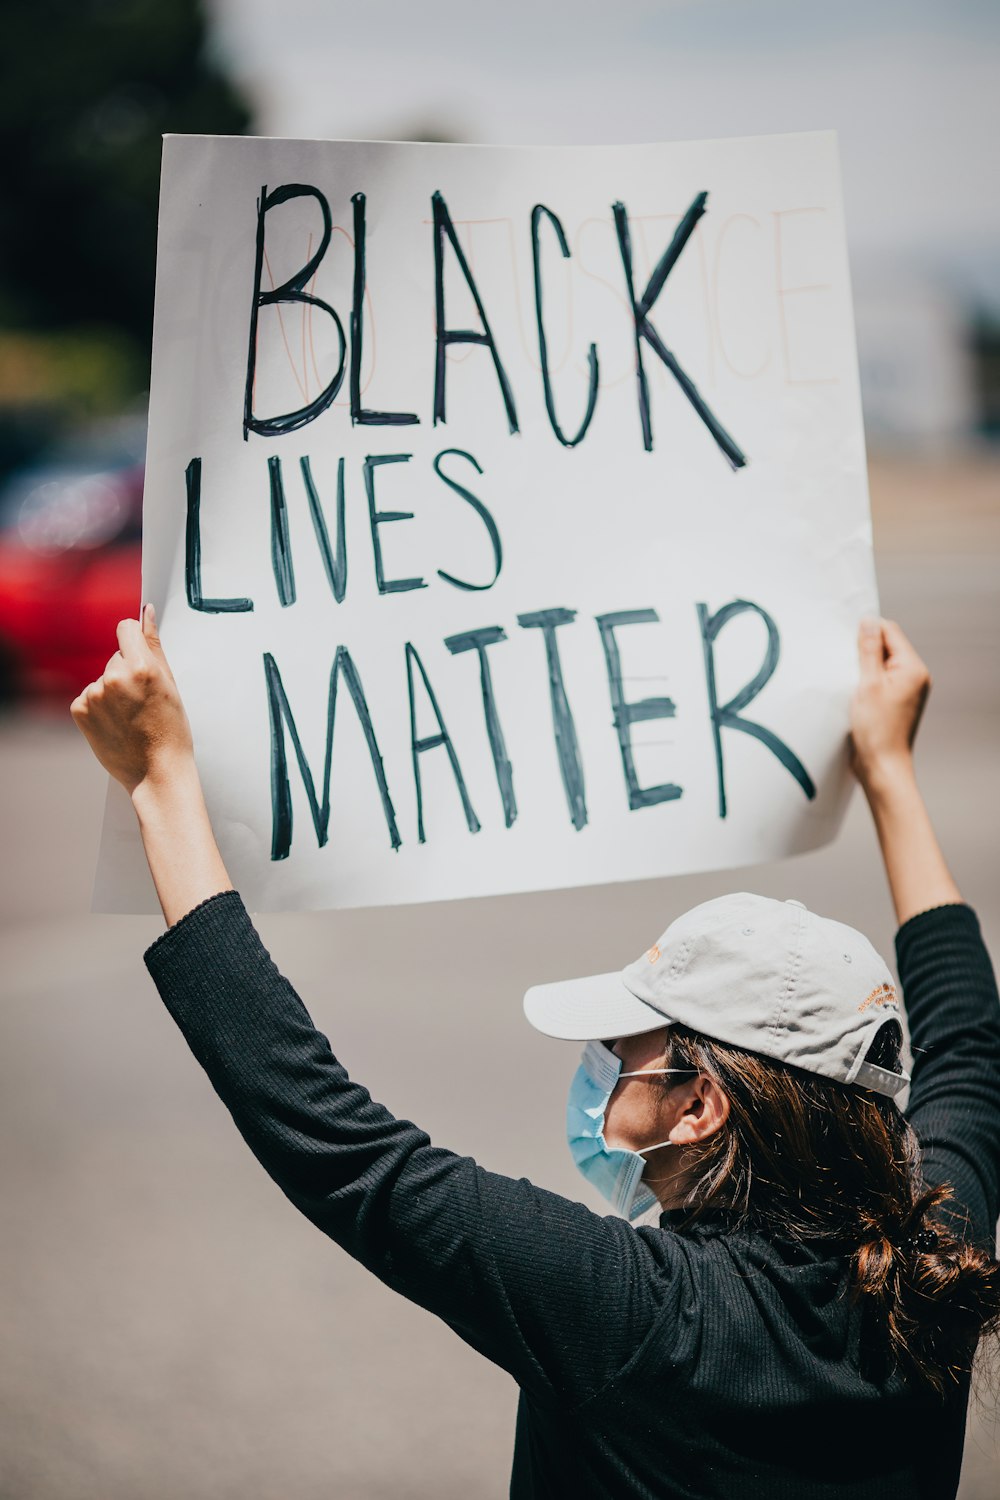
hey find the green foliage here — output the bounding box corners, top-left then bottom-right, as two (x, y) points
(0, 0), (251, 379)
(0, 328), (146, 418)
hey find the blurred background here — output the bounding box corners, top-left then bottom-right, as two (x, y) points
(1, 2), (997, 1496)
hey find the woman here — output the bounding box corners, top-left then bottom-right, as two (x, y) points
(71, 610), (1000, 1499)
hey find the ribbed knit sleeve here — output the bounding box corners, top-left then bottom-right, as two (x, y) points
(143, 891), (684, 1410)
(895, 902), (1000, 1252)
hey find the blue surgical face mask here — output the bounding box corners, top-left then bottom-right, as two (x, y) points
(566, 1039), (692, 1220)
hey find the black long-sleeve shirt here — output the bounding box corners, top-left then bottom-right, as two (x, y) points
(144, 897), (1000, 1499)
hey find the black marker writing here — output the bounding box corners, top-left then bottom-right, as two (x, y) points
(696, 598), (815, 818)
(364, 453), (426, 595)
(268, 457), (296, 607)
(350, 192), (419, 427)
(613, 193), (746, 467)
(517, 607), (587, 831)
(185, 458), (253, 614)
(531, 204), (599, 447)
(595, 609), (681, 809)
(444, 626), (516, 827)
(300, 455), (348, 603)
(264, 647), (401, 860)
(405, 641), (481, 843)
(433, 448), (502, 591)
(432, 190), (519, 435)
(244, 183), (347, 440)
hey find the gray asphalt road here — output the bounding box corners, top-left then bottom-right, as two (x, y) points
(1, 456), (998, 1498)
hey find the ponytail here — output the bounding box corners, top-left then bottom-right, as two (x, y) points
(852, 1182), (1000, 1396)
(663, 1025), (1000, 1397)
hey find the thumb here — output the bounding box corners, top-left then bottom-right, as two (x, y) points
(141, 602), (167, 660)
(857, 616), (885, 678)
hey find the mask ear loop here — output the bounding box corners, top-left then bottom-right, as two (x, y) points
(621, 1067), (700, 1181)
(617, 1067), (698, 1157)
(619, 1065), (699, 1078)
(638, 1138), (680, 1157)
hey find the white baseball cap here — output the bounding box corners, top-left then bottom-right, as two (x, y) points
(523, 892), (909, 1099)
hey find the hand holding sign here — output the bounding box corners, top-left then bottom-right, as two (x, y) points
(71, 606), (193, 796)
(848, 618), (931, 794)
(74, 604), (235, 925)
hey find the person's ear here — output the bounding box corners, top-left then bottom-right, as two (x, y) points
(668, 1074), (730, 1145)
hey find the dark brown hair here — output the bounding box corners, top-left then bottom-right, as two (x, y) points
(661, 1021), (1000, 1396)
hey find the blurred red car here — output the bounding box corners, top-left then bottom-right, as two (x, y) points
(0, 460), (144, 704)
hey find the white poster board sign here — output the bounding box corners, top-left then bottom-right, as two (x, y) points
(94, 130), (876, 913)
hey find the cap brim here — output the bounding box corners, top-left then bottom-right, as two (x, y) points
(523, 970), (672, 1041)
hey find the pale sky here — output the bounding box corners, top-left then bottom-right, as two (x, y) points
(208, 0), (1000, 302)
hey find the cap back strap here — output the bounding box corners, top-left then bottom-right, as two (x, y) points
(853, 1060), (910, 1098)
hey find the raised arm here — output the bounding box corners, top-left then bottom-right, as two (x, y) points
(70, 607), (686, 1408)
(849, 617), (1000, 1248)
(848, 616), (962, 925)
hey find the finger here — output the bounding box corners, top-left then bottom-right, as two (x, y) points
(117, 616), (152, 664)
(70, 680), (97, 720)
(880, 618), (922, 668)
(909, 681), (930, 746)
(857, 617), (885, 677)
(141, 602), (167, 660)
